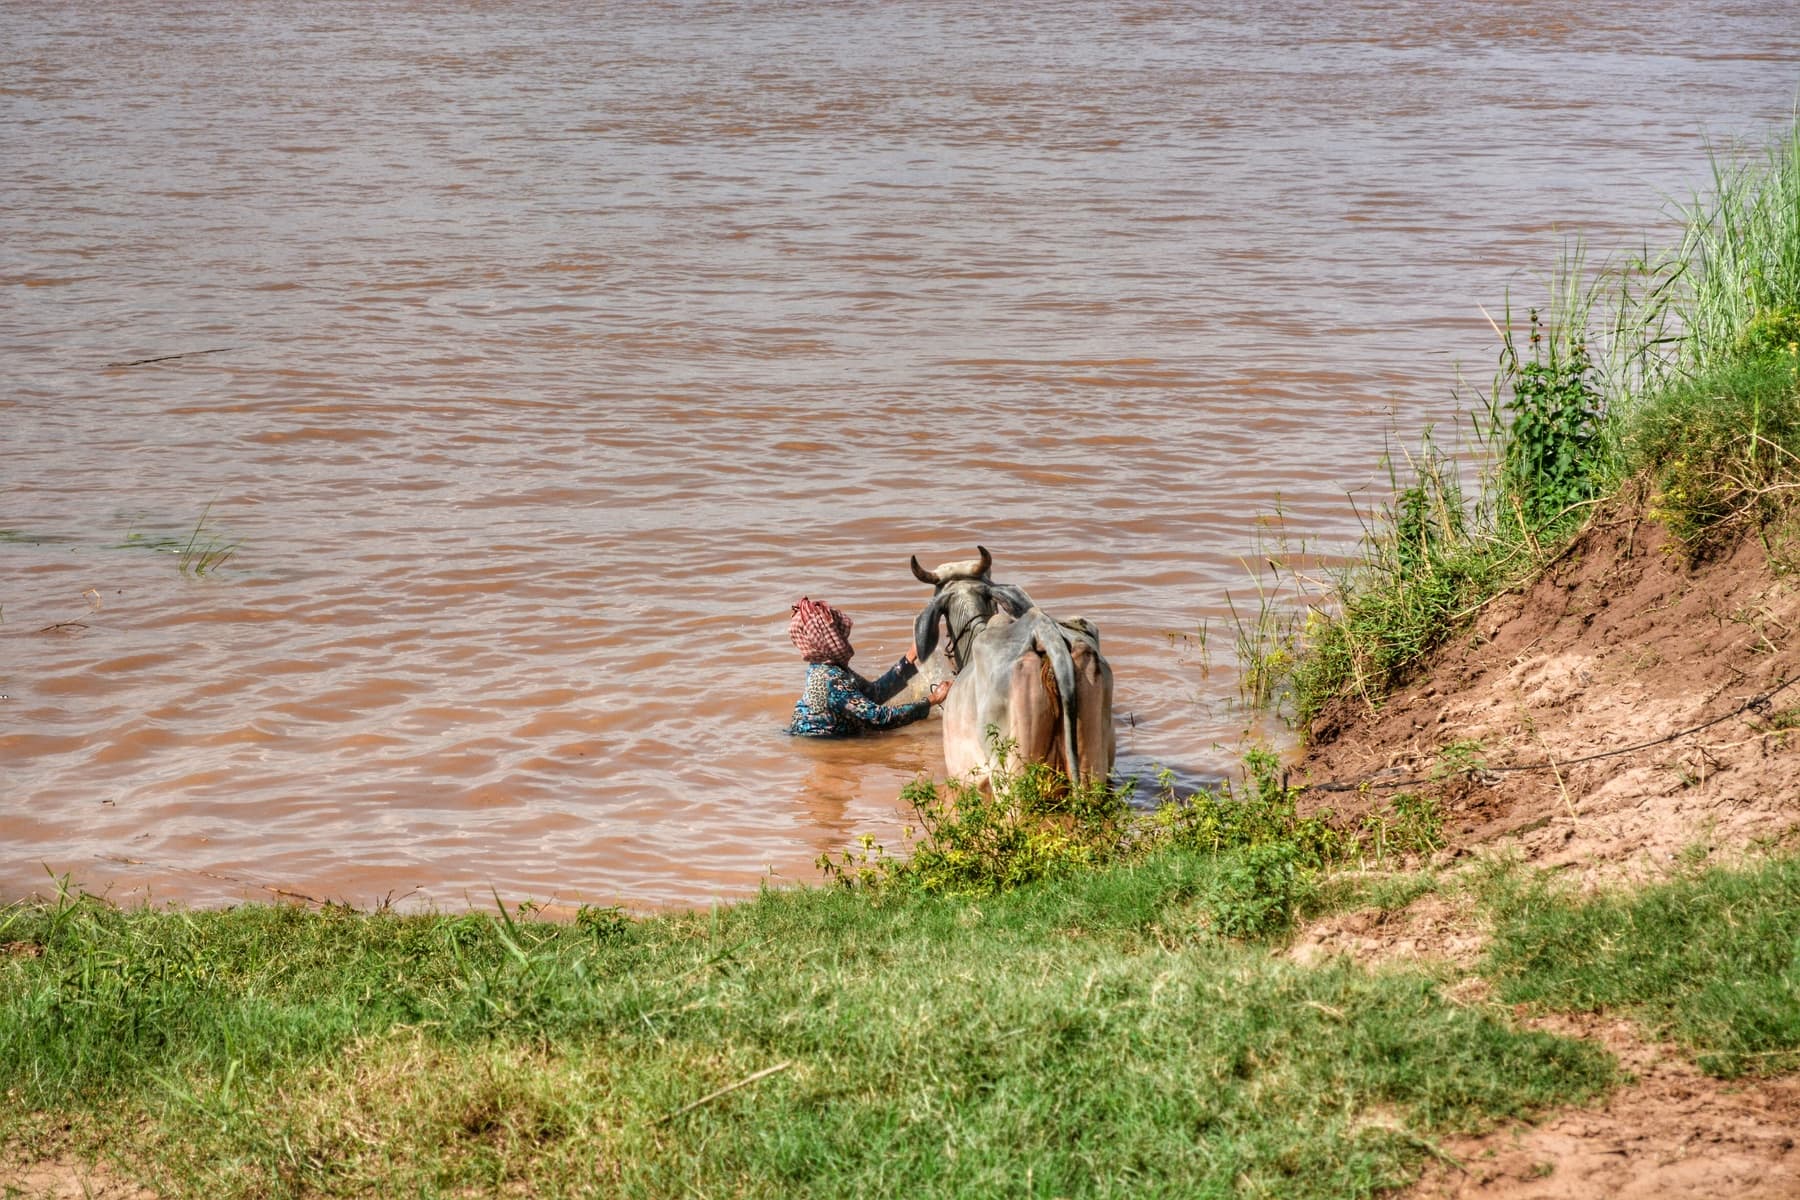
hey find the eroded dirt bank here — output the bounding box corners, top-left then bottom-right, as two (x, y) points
(1292, 507), (1800, 1199)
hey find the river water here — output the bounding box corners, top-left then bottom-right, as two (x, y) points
(4, 1), (1797, 910)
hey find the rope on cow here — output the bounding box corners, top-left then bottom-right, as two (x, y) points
(1290, 674), (1800, 797)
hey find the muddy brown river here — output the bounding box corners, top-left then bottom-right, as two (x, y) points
(4, 2), (1798, 910)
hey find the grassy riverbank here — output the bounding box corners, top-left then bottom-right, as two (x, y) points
(7, 762), (1800, 1197)
(1280, 116), (1800, 726)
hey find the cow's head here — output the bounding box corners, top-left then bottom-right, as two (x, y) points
(909, 545), (1034, 672)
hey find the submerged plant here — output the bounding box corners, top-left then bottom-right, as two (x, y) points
(177, 501), (237, 577)
(114, 504), (241, 576)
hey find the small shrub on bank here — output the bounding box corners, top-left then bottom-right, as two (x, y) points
(1207, 842), (1309, 938)
(816, 748), (1140, 897)
(824, 748), (1400, 940)
(1360, 792), (1446, 863)
(1499, 308), (1610, 531)
(1154, 748), (1342, 869)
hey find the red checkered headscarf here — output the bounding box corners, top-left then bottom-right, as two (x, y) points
(789, 597), (854, 665)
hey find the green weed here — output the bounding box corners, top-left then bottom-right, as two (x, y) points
(177, 501), (237, 577)
(1206, 842), (1309, 938)
(1496, 307), (1608, 532)
(1431, 739), (1490, 782)
(1359, 793), (1446, 865)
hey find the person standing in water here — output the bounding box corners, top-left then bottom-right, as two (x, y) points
(787, 596), (951, 737)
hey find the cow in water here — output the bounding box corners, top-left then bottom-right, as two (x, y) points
(908, 546), (1115, 786)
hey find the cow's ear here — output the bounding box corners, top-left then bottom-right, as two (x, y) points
(913, 593), (947, 663)
(990, 583), (1034, 617)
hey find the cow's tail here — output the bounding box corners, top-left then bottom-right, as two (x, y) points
(1033, 617), (1080, 784)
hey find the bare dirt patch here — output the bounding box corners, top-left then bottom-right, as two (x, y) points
(1300, 513), (1800, 887)
(1290, 888), (1487, 971)
(1289, 510), (1800, 1198)
(0, 1155), (160, 1199)
(1411, 1014), (1800, 1199)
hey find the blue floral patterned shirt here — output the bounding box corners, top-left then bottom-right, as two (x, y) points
(788, 656), (927, 737)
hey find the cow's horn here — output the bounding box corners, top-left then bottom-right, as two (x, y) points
(910, 555), (939, 585)
(974, 545), (992, 577)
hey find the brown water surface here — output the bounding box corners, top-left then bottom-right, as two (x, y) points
(4, 1), (1798, 909)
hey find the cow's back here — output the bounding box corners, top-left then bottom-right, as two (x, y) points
(940, 609), (1115, 785)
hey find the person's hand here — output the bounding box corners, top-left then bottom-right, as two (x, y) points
(905, 643), (919, 664)
(928, 679), (952, 706)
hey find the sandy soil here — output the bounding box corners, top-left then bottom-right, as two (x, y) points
(1411, 1012), (1800, 1199)
(1302, 509), (1800, 881)
(2, 1156), (157, 1200)
(1291, 509), (1800, 1199)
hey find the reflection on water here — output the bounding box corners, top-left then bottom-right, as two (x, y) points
(2, 1), (1797, 909)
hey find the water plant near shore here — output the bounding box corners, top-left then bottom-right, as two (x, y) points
(116, 502), (240, 576)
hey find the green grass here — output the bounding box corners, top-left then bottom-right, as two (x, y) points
(1627, 343), (1800, 555)
(821, 749), (1435, 935)
(1484, 854), (1800, 1078)
(7, 752), (1798, 1196)
(0, 864), (1612, 1199)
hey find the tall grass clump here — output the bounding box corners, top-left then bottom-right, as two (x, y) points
(1282, 246), (1661, 724)
(1624, 115), (1800, 556)
(1675, 118), (1800, 369)
(1282, 115), (1800, 725)
(1628, 351), (1800, 555)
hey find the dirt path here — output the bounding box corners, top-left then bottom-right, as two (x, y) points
(3, 1156), (156, 1199)
(1413, 1014), (1800, 1199)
